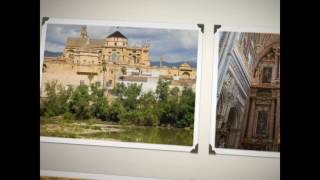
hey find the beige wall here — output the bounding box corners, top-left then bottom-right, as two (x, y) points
(40, 0), (280, 180)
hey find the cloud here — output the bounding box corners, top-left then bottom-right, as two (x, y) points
(45, 41), (65, 52)
(44, 24), (199, 63)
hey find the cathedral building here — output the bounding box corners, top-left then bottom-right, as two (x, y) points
(41, 26), (197, 98)
(63, 26), (151, 67)
(215, 31), (280, 152)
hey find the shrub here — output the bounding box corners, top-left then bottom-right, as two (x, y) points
(69, 84), (91, 120)
(40, 81), (73, 117)
(63, 111), (74, 120)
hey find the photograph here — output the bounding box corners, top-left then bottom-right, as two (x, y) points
(40, 176), (87, 180)
(40, 19), (201, 148)
(212, 30), (280, 153)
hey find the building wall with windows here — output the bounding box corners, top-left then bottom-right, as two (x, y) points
(216, 31), (280, 151)
(240, 41), (280, 151)
(216, 32), (252, 149)
(41, 27), (197, 97)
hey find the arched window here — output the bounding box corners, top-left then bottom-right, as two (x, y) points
(133, 56), (137, 64)
(262, 67), (272, 83)
(42, 64), (47, 73)
(182, 72), (190, 79)
(112, 52), (117, 62)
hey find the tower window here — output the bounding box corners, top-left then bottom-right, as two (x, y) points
(112, 52), (117, 62)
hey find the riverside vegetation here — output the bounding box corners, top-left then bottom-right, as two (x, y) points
(40, 79), (195, 145)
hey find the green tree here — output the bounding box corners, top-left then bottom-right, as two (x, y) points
(156, 79), (170, 102)
(137, 91), (159, 126)
(122, 83), (142, 110)
(111, 82), (126, 99)
(165, 87), (180, 125)
(40, 81), (73, 117)
(90, 84), (109, 120)
(176, 88), (195, 127)
(107, 100), (125, 122)
(156, 80), (176, 125)
(69, 84), (91, 120)
(118, 110), (139, 125)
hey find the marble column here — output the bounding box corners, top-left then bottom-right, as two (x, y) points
(247, 97), (256, 138)
(274, 94), (280, 143)
(268, 98), (276, 141)
(276, 55), (280, 79)
(240, 98), (250, 140)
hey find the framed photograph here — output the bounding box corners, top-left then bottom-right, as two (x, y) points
(40, 170), (167, 180)
(40, 18), (203, 152)
(209, 26), (280, 157)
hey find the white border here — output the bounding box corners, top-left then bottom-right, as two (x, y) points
(209, 25), (280, 158)
(40, 170), (168, 180)
(40, 18), (203, 153)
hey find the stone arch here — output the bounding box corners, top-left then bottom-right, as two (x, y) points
(182, 71), (190, 78)
(253, 42), (280, 72)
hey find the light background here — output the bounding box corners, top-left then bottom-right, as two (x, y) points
(40, 0), (280, 180)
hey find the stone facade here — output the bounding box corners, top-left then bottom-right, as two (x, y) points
(41, 26), (197, 97)
(216, 32), (280, 152)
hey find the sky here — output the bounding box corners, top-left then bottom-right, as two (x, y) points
(45, 24), (199, 63)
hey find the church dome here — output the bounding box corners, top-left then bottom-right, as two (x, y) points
(179, 63), (191, 68)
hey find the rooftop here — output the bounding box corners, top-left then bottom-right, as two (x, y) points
(66, 38), (104, 48)
(107, 31), (127, 39)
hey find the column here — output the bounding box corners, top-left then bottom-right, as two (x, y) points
(247, 97), (256, 138)
(274, 93), (280, 143)
(240, 97), (250, 140)
(268, 98), (276, 141)
(276, 55), (279, 79)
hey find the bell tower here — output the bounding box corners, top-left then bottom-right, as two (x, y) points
(80, 25), (88, 39)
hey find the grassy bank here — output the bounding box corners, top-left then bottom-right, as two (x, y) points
(40, 116), (193, 146)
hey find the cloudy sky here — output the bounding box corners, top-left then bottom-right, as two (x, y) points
(45, 24), (199, 63)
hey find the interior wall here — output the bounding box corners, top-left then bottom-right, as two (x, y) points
(40, 0), (280, 180)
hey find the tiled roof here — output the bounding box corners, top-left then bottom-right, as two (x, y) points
(107, 31), (127, 39)
(65, 38), (104, 48)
